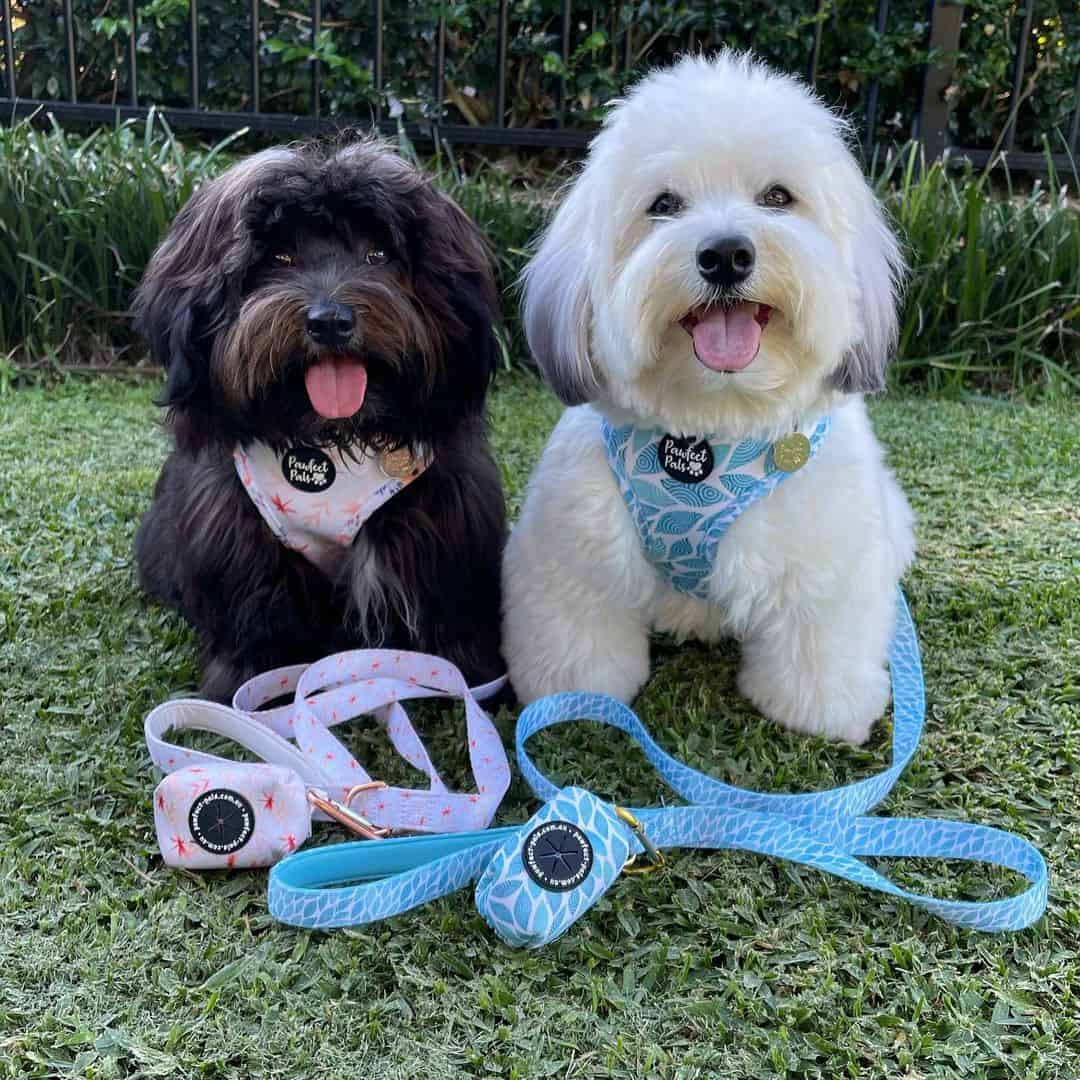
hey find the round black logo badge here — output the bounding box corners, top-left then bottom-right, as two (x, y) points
(659, 435), (713, 484)
(188, 789), (256, 855)
(522, 820), (594, 893)
(281, 446), (336, 493)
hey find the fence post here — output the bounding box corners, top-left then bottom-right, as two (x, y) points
(2, 0), (16, 99)
(127, 0), (138, 106)
(557, 0), (571, 126)
(1069, 66), (1080, 155)
(918, 0), (964, 162)
(311, 0), (321, 122)
(189, 0), (199, 110)
(862, 0), (890, 159)
(494, 0), (508, 125)
(805, 0), (826, 86)
(431, 10), (445, 124)
(1001, 0), (1034, 152)
(371, 0), (383, 121)
(62, 0), (76, 102)
(250, 0), (260, 112)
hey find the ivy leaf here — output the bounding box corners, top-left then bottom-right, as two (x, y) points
(542, 51), (566, 76)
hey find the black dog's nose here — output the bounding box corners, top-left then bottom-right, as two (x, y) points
(696, 235), (756, 288)
(306, 302), (354, 347)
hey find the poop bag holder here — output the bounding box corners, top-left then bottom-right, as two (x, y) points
(267, 590), (1048, 945)
(146, 650), (509, 869)
(155, 763), (311, 869)
(473, 787), (636, 947)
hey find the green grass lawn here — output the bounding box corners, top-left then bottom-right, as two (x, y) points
(1, 374), (1077, 1078)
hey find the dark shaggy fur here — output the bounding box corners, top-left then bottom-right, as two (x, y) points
(134, 140), (506, 700)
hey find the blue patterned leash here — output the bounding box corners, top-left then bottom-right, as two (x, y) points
(268, 589), (1048, 944)
(519, 587), (927, 826)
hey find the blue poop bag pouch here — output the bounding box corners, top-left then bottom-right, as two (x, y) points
(475, 787), (634, 948)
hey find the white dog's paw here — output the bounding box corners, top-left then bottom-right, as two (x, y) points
(510, 647), (651, 705)
(737, 659), (890, 746)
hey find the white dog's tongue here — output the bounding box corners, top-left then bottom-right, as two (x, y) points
(304, 355), (368, 419)
(691, 302), (763, 372)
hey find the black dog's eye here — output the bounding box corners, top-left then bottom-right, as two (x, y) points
(273, 252), (294, 266)
(759, 185), (794, 210)
(647, 192), (684, 218)
(366, 247), (389, 266)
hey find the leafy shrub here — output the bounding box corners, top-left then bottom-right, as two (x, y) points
(882, 146), (1079, 395)
(0, 115), (543, 368)
(0, 116), (241, 366)
(0, 118), (1076, 394)
(5, 0), (1079, 156)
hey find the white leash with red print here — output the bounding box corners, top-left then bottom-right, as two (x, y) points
(145, 651), (509, 869)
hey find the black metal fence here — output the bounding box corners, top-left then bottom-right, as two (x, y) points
(1, 1), (1077, 172)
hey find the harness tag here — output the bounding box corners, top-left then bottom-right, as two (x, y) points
(772, 431), (811, 472)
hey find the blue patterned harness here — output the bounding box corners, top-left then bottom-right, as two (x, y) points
(601, 416), (832, 597)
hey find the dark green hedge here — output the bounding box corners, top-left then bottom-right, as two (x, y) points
(1, 120), (1076, 395)
(6, 1), (1079, 155)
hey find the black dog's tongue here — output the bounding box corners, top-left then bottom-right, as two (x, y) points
(304, 356), (368, 419)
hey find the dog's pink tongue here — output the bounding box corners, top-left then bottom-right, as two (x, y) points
(691, 302), (762, 372)
(304, 356), (368, 419)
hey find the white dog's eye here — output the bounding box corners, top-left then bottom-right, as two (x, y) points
(647, 192), (684, 218)
(759, 185), (794, 210)
(366, 247), (389, 265)
(273, 252), (293, 266)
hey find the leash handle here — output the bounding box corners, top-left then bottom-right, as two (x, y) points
(146, 651), (511, 835)
(268, 828), (515, 928)
(145, 697), (330, 783)
(267, 790), (1048, 936)
(631, 806), (1047, 932)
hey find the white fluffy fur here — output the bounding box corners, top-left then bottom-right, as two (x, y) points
(503, 53), (916, 745)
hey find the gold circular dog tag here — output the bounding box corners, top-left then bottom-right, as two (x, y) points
(379, 447), (419, 481)
(772, 432), (811, 473)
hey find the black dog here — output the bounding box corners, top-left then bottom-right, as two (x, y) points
(134, 141), (506, 699)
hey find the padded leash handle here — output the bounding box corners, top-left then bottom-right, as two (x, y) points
(269, 828), (514, 928)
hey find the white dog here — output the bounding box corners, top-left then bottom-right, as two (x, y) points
(502, 53), (915, 745)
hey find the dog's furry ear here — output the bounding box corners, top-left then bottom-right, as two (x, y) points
(521, 171), (600, 406)
(135, 190), (224, 419)
(410, 183), (501, 416)
(831, 169), (905, 394)
(134, 149), (296, 439)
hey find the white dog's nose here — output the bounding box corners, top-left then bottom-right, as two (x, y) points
(697, 235), (755, 288)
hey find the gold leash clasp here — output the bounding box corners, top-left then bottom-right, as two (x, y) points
(614, 806), (666, 876)
(307, 781), (391, 840)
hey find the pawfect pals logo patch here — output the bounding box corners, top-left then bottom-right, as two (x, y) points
(282, 446), (336, 492)
(659, 435), (714, 483)
(522, 820), (594, 892)
(188, 789), (256, 855)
